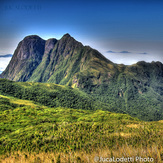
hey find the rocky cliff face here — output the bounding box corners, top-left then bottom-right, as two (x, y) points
(1, 35), (46, 81)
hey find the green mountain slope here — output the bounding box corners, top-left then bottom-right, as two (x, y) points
(0, 34), (163, 121)
(86, 61), (163, 121)
(0, 79), (120, 113)
(0, 79), (162, 121)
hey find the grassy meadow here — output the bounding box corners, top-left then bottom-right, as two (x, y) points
(0, 93), (163, 162)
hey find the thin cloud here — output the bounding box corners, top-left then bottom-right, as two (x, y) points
(0, 54), (13, 58)
(106, 50), (132, 54)
(119, 51), (131, 53)
(138, 52), (148, 54)
(106, 50), (116, 53)
(106, 50), (148, 55)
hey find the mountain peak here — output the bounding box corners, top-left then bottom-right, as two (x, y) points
(63, 33), (71, 37)
(23, 35), (43, 41)
(61, 33), (74, 40)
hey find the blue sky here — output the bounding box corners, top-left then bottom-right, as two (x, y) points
(0, 0), (163, 72)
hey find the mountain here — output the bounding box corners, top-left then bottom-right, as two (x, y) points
(1, 34), (113, 83)
(1, 34), (163, 121)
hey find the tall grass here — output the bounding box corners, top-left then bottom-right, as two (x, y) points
(0, 145), (162, 163)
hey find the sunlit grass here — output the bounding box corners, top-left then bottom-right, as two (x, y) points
(0, 145), (162, 163)
(0, 93), (162, 162)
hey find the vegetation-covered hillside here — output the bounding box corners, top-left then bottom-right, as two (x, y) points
(0, 79), (162, 121)
(0, 79), (119, 113)
(0, 93), (162, 162)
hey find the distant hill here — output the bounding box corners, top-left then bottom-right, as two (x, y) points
(0, 54), (12, 58)
(1, 34), (163, 121)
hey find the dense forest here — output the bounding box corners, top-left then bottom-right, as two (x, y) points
(0, 79), (162, 121)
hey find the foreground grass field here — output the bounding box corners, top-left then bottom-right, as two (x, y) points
(1, 145), (162, 163)
(0, 95), (163, 162)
